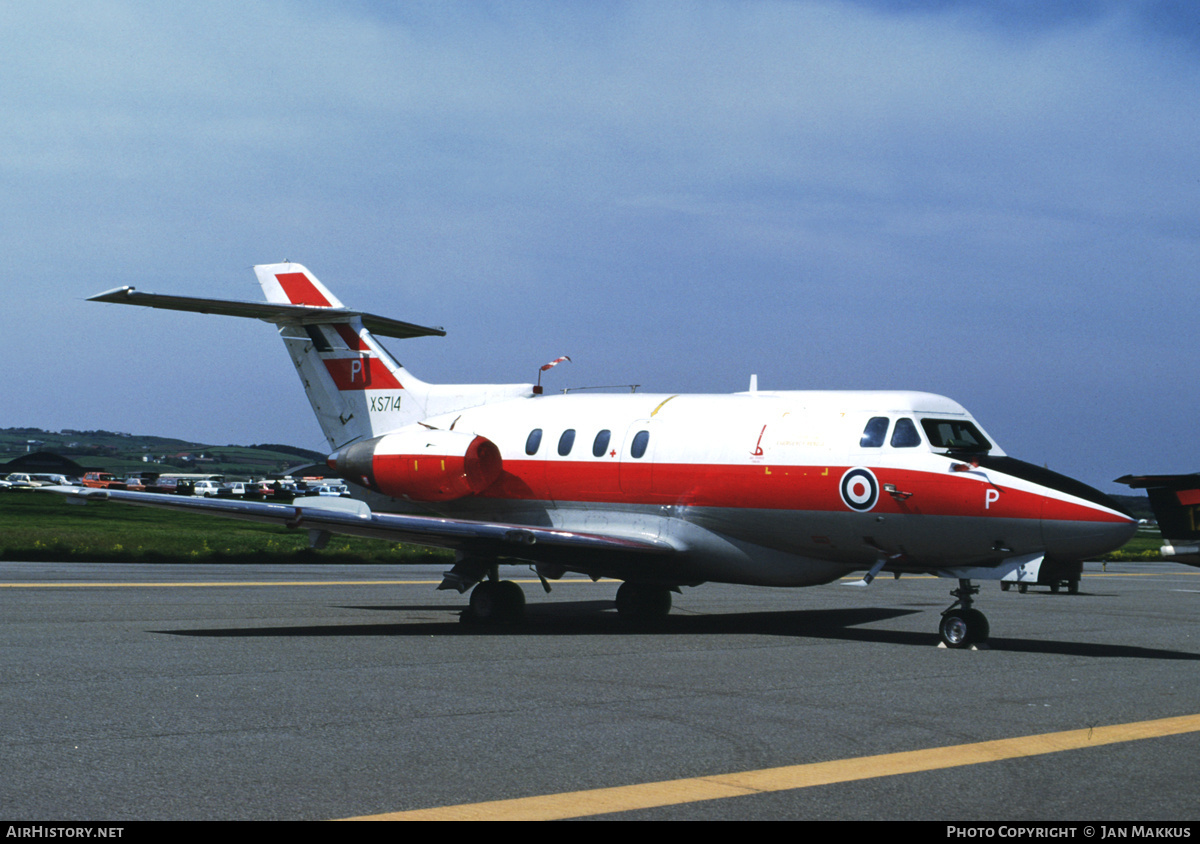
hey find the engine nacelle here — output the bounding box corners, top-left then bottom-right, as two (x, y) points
(328, 428), (503, 502)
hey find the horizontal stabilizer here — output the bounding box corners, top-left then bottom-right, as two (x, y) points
(87, 287), (445, 339)
(1115, 473), (1200, 490)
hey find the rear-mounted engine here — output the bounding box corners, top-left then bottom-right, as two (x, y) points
(328, 428), (503, 502)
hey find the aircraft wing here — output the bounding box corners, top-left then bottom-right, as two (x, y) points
(86, 287), (445, 339)
(48, 487), (676, 570)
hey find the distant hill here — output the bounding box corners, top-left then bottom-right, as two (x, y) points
(0, 427), (325, 479)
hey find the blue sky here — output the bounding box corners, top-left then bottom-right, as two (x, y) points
(3, 1), (1197, 494)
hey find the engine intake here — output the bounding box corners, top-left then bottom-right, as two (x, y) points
(329, 428), (502, 502)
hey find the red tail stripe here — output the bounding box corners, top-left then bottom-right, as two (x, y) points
(334, 324), (370, 351)
(275, 272), (332, 307)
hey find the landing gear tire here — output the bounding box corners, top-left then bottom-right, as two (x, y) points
(1000, 582), (1011, 592)
(1050, 582), (1060, 594)
(1067, 580), (1079, 595)
(939, 608), (989, 649)
(1018, 583), (1028, 594)
(468, 580), (526, 624)
(615, 582), (673, 620)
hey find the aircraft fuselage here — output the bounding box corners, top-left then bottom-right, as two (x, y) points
(332, 388), (1134, 588)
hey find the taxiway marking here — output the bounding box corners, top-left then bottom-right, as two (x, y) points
(0, 578), (587, 588)
(345, 713), (1200, 821)
(3, 571), (1193, 589)
(0, 580), (428, 588)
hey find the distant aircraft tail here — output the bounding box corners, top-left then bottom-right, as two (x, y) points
(1115, 473), (1200, 566)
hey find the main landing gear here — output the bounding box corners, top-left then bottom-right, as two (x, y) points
(939, 578), (990, 649)
(467, 578), (526, 624)
(464, 577), (676, 625)
(614, 582), (674, 620)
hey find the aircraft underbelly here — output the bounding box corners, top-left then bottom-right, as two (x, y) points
(375, 488), (1053, 585)
(682, 506), (1046, 568)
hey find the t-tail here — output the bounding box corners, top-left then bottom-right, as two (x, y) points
(88, 262), (535, 452)
(255, 262), (433, 448)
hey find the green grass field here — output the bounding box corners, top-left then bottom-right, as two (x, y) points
(0, 490), (451, 565)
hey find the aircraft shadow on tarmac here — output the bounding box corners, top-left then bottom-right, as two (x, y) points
(155, 601), (1200, 660)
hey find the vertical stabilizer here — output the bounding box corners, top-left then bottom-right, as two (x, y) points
(254, 263), (433, 450)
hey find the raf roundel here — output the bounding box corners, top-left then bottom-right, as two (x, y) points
(839, 467), (879, 512)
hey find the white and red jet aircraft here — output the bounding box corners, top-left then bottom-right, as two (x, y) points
(66, 263), (1136, 648)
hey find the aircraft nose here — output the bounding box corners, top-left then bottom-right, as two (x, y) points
(1036, 473), (1137, 560)
(1042, 508), (1136, 560)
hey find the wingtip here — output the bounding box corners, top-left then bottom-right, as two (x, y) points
(87, 286), (135, 302)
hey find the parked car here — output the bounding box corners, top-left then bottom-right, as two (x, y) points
(192, 480), (221, 497)
(314, 483), (351, 497)
(32, 474), (71, 486)
(82, 472), (120, 489)
(5, 473), (45, 488)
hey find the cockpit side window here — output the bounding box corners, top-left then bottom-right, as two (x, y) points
(890, 417), (922, 448)
(860, 417), (889, 448)
(920, 419), (991, 452)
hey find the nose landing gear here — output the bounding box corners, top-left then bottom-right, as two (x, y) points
(939, 579), (990, 649)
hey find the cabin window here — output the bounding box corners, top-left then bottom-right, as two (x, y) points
(525, 429), (542, 456)
(630, 430), (650, 459)
(593, 429), (612, 457)
(920, 419), (991, 452)
(860, 417), (889, 448)
(558, 429), (576, 456)
(890, 417), (922, 448)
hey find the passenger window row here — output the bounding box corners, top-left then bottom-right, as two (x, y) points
(524, 428), (649, 458)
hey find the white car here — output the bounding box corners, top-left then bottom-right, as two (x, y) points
(314, 484), (351, 497)
(4, 473), (43, 488)
(192, 480), (222, 497)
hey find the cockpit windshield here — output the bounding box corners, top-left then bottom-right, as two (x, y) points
(920, 418), (991, 453)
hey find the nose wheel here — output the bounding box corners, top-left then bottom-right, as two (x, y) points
(939, 579), (990, 648)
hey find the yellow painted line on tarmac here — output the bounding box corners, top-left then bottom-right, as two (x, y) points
(1089, 570), (1200, 577)
(0, 580), (433, 588)
(0, 577), (589, 589)
(4, 571), (1193, 589)
(344, 713), (1200, 821)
